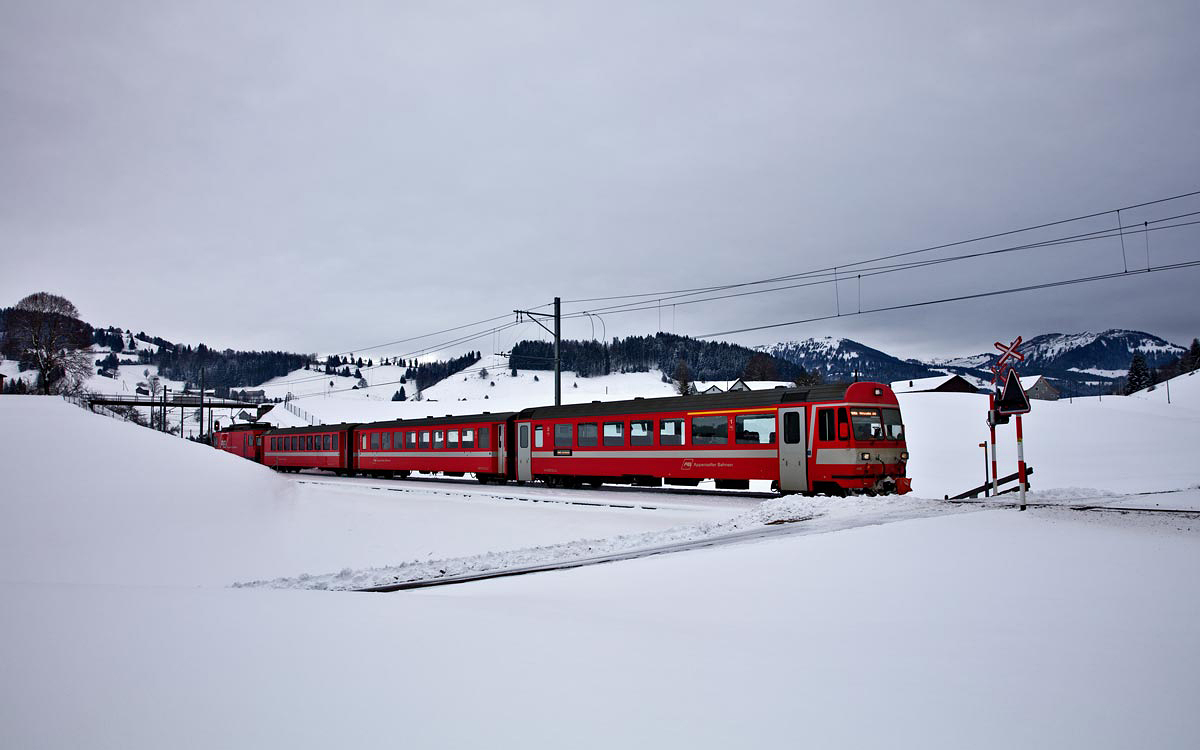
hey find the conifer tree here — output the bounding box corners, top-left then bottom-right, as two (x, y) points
(1124, 353), (1151, 394)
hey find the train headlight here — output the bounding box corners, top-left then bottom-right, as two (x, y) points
(860, 452), (871, 461)
(900, 451), (909, 461)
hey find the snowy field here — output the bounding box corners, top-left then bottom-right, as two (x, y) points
(2, 377), (1199, 748)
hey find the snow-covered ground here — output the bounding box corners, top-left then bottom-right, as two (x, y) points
(2, 370), (1199, 748)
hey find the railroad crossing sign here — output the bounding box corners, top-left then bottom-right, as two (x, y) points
(985, 334), (1031, 511)
(991, 336), (1024, 385)
(996, 368), (1031, 415)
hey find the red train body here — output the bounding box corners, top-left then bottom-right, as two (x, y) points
(213, 382), (911, 496)
(262, 424), (356, 473)
(354, 414), (512, 481)
(213, 422), (271, 462)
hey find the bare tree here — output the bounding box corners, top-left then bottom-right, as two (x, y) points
(3, 292), (92, 394)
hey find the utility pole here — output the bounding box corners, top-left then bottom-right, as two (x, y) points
(514, 296), (562, 405)
(199, 367), (205, 442)
(554, 296), (561, 407)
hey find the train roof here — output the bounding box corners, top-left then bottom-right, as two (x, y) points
(216, 422), (273, 432)
(516, 383), (866, 419)
(361, 412), (517, 430)
(266, 423), (361, 435)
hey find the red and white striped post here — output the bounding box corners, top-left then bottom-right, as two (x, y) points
(1016, 414), (1027, 511)
(988, 392), (998, 497)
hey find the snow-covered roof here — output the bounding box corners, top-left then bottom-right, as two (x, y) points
(691, 379), (793, 393)
(890, 375), (964, 393)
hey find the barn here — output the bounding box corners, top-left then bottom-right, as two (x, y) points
(1020, 375), (1060, 401)
(891, 375), (980, 394)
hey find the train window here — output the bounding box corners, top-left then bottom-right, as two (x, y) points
(554, 424), (573, 448)
(659, 419), (684, 446)
(419, 431), (430, 449)
(362, 434), (368, 450)
(292, 436), (299, 451)
(837, 408), (850, 441)
(406, 432), (416, 450)
(603, 422), (624, 446)
(882, 409), (905, 441)
(784, 412), (801, 445)
(461, 428), (474, 449)
(394, 431), (402, 449)
(370, 432), (380, 451)
(519, 425), (529, 449)
(819, 409), (835, 441)
(381, 432), (391, 451)
(332, 434), (338, 451)
(448, 430), (459, 449)
(323, 435), (331, 451)
(630, 420), (653, 446)
(736, 414), (775, 444)
(850, 409), (884, 441)
(578, 423), (598, 447)
(534, 426), (544, 448)
(479, 427), (489, 449)
(691, 416), (728, 445)
(434, 430), (444, 449)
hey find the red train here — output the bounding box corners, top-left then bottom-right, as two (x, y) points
(214, 382), (911, 495)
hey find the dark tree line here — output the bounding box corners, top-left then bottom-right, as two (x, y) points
(509, 333), (805, 382)
(150, 343), (316, 396)
(412, 351), (479, 391)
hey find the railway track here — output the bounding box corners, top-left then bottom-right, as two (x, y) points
(947, 487), (1200, 516)
(283, 475), (1197, 593)
(293, 472), (771, 513)
(351, 501), (966, 593)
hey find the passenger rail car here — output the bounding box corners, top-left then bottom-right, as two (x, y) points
(263, 423), (358, 474)
(213, 382), (910, 495)
(354, 413), (513, 481)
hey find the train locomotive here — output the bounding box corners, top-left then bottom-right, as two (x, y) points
(215, 381), (911, 496)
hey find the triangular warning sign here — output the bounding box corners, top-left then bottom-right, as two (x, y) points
(997, 369), (1031, 415)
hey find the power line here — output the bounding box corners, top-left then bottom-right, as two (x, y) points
(262, 320), (523, 391)
(556, 216), (1200, 322)
(558, 188), (1200, 308)
(695, 257), (1200, 339)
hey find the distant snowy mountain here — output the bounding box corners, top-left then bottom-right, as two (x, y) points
(768, 329), (1186, 397)
(761, 337), (938, 383)
(1014, 330), (1183, 372)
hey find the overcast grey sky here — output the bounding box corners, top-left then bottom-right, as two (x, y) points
(2, 0), (1198, 361)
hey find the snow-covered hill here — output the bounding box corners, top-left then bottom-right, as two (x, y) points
(762, 336), (935, 382)
(2, 380), (1198, 749)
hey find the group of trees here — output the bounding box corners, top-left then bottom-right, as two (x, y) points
(1124, 338), (1200, 394)
(411, 351), (479, 391)
(509, 333), (803, 382)
(151, 344), (313, 397)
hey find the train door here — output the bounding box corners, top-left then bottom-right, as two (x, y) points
(516, 421), (532, 481)
(497, 424), (508, 477)
(778, 406), (808, 492)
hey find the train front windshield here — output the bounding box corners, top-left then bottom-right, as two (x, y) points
(849, 408), (905, 441)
